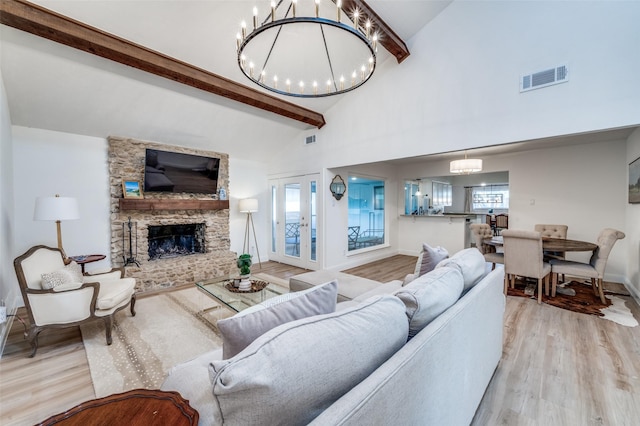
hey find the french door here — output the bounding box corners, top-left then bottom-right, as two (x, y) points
(269, 174), (320, 270)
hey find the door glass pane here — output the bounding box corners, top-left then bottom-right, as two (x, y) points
(310, 180), (317, 261)
(348, 176), (385, 251)
(284, 183), (301, 258)
(271, 184), (277, 252)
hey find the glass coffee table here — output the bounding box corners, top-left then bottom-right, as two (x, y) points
(196, 275), (289, 313)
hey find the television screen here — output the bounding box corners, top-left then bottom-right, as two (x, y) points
(144, 149), (220, 194)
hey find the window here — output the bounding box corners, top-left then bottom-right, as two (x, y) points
(404, 181), (420, 214)
(348, 176), (385, 251)
(432, 181), (452, 207)
(472, 184), (509, 210)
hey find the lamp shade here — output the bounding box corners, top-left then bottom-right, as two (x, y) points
(450, 158), (483, 174)
(239, 198), (259, 213)
(34, 196), (79, 221)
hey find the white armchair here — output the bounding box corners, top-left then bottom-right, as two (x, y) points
(13, 245), (136, 357)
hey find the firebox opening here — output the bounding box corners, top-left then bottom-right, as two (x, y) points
(148, 223), (205, 260)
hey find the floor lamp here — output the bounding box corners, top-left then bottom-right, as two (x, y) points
(239, 198), (261, 268)
(34, 194), (80, 259)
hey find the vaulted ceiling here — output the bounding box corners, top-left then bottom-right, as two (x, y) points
(1, 0), (452, 160)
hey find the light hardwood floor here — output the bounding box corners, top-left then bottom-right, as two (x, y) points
(1, 256), (639, 425)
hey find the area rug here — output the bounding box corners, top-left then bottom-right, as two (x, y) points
(507, 278), (638, 327)
(80, 287), (226, 398)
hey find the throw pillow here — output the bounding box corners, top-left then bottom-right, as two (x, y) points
(41, 261), (83, 290)
(209, 295), (408, 426)
(395, 267), (464, 339)
(217, 280), (338, 359)
(406, 243), (449, 285)
(435, 248), (486, 292)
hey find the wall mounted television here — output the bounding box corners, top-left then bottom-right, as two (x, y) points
(144, 149), (220, 194)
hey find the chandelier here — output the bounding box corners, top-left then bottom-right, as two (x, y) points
(450, 152), (483, 174)
(236, 0), (378, 98)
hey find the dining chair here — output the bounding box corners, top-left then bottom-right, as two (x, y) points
(535, 224), (568, 278)
(485, 214), (496, 235)
(502, 229), (551, 303)
(494, 214), (508, 235)
(469, 223), (504, 270)
(550, 228), (625, 304)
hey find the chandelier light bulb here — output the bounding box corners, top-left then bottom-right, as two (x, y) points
(271, 1), (276, 21)
(273, 75), (278, 88)
(313, 80), (318, 95)
(249, 62), (254, 78)
(340, 75), (345, 90)
(373, 33), (378, 51)
(326, 79), (332, 93)
(351, 70), (356, 86)
(241, 20), (247, 38)
(236, 32), (242, 50)
(365, 20), (371, 38)
(292, 0), (297, 17)
(286, 78), (291, 92)
(315, 0), (320, 18)
(299, 81), (305, 94)
(253, 7), (258, 29)
(240, 54), (246, 68)
(337, 0), (342, 21)
(260, 70), (266, 83)
(353, 10), (359, 29)
(360, 64), (366, 81)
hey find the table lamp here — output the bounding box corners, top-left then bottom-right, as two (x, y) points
(34, 194), (79, 258)
(239, 198), (261, 268)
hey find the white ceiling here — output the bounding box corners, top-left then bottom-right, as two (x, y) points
(1, 0), (452, 160)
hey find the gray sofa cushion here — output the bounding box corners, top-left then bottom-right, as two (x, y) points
(435, 248), (486, 292)
(209, 295), (409, 426)
(396, 267), (464, 338)
(217, 280), (338, 358)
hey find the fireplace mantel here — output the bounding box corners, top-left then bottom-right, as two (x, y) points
(119, 199), (229, 211)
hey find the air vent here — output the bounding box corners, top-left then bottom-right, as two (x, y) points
(305, 135), (316, 145)
(520, 64), (569, 92)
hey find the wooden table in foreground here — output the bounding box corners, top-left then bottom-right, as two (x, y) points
(38, 389), (198, 426)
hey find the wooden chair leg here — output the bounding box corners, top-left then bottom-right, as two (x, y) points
(27, 326), (42, 358)
(504, 274), (509, 295)
(597, 278), (607, 304)
(544, 274), (550, 296)
(551, 273), (558, 297)
(590, 278), (598, 296)
(537, 278), (543, 304)
(104, 316), (114, 345)
(130, 293), (137, 316)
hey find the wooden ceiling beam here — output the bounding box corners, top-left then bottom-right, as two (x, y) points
(343, 0), (410, 63)
(0, 0), (327, 128)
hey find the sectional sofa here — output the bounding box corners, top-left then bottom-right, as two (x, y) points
(161, 248), (505, 425)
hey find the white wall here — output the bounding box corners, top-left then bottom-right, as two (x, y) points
(0, 66), (18, 347)
(228, 157), (269, 262)
(12, 127), (111, 273)
(270, 1), (640, 171)
(399, 139), (629, 282)
(626, 128), (640, 300)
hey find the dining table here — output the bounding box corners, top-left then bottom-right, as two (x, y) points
(483, 236), (597, 253)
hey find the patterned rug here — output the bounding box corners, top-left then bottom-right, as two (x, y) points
(507, 278), (638, 327)
(80, 287), (227, 398)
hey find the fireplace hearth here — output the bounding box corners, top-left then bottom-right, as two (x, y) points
(148, 223), (205, 260)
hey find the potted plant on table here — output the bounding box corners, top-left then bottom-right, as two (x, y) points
(236, 253), (252, 291)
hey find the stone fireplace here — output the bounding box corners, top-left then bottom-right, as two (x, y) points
(108, 137), (237, 293)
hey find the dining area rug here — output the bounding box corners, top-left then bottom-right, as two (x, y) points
(80, 287), (226, 398)
(507, 278), (638, 327)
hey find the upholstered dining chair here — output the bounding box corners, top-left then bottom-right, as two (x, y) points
(535, 223), (569, 278)
(502, 230), (551, 303)
(469, 223), (504, 270)
(549, 228), (625, 304)
(494, 214), (508, 235)
(14, 245), (136, 357)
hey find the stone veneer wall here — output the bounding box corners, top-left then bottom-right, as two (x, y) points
(108, 136), (237, 293)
